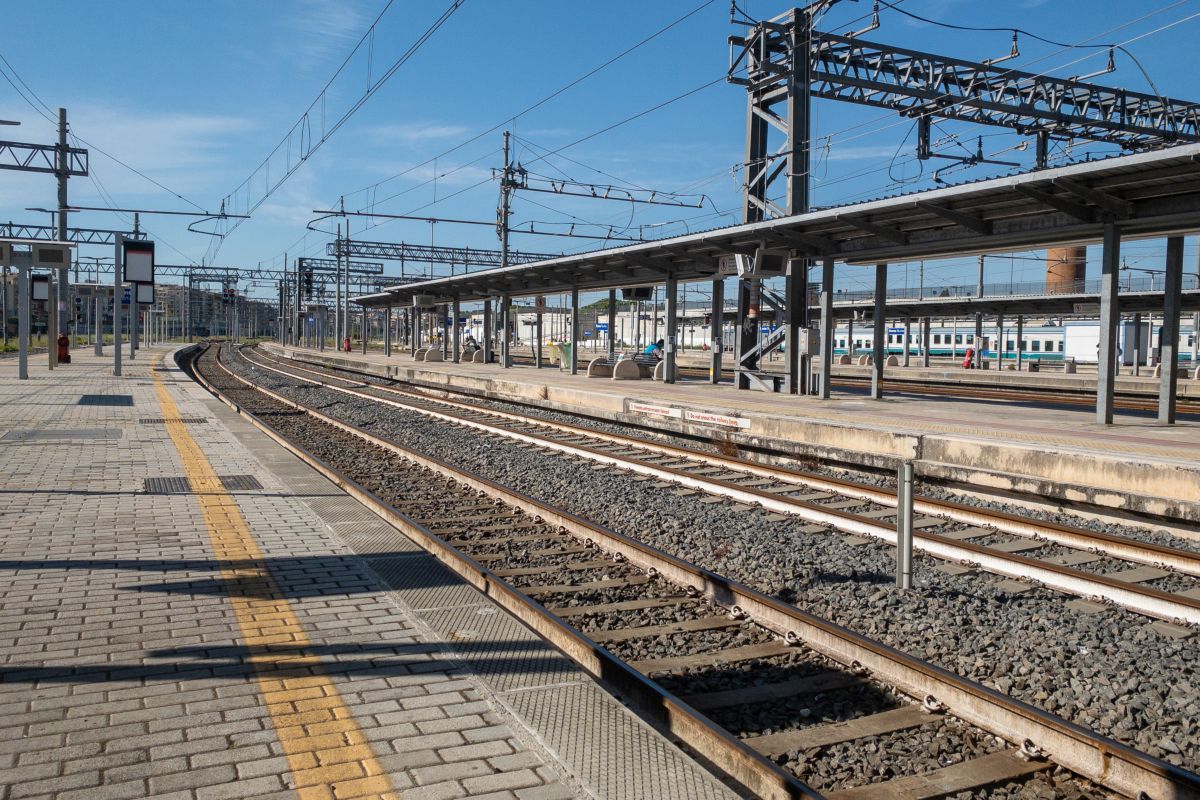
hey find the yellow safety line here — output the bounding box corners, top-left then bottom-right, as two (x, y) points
(153, 355), (399, 800)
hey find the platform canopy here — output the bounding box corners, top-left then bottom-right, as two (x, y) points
(355, 144), (1200, 308)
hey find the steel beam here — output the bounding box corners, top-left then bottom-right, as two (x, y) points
(0, 140), (87, 175)
(331, 238), (556, 268)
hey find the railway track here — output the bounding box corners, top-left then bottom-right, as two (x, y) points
(186, 342), (1200, 799)
(241, 345), (1200, 628)
(502, 353), (1200, 415)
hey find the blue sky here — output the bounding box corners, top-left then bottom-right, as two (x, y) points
(2, 0), (1198, 299)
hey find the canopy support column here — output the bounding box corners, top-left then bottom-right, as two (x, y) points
(1097, 222), (1121, 425)
(1159, 235), (1184, 424)
(819, 257), (834, 399)
(871, 263), (887, 399)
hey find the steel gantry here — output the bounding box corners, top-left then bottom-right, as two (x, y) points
(725, 2), (1200, 395)
(1, 222), (146, 245)
(0, 139), (87, 176)
(327, 239), (558, 269)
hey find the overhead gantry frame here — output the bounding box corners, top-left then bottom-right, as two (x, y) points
(725, 1), (1200, 397)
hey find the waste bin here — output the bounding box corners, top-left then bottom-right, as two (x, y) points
(554, 342), (573, 370)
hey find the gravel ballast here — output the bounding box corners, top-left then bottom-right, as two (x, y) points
(227, 347), (1200, 772)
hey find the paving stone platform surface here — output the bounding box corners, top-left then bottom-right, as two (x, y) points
(0, 346), (735, 800)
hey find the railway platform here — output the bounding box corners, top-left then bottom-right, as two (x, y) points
(0, 347), (737, 800)
(266, 343), (1200, 524)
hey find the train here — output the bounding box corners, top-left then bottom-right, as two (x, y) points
(830, 320), (1198, 365)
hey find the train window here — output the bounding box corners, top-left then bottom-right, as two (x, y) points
(1044, 340), (1053, 351)
(1031, 341), (1041, 351)
(1005, 339), (1013, 351)
(965, 335), (973, 344)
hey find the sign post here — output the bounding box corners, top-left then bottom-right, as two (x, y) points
(113, 234), (123, 376)
(124, 240), (154, 360)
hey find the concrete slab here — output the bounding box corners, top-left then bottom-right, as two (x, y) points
(0, 346), (735, 800)
(265, 344), (1200, 523)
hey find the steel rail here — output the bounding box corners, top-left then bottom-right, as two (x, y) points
(272, 347), (1200, 573)
(193, 344), (1200, 800)
(240, 347), (1200, 625)
(184, 344), (813, 800)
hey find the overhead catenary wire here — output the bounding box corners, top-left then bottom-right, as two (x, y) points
(281, 1), (1197, 281)
(206, 0), (468, 263)
(0, 50), (208, 213)
(337, 0), (719, 204)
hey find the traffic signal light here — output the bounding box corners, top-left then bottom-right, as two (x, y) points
(303, 270), (314, 299)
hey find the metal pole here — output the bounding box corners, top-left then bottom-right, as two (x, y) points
(113, 234), (122, 376)
(535, 297), (544, 368)
(1132, 312), (1142, 377)
(819, 257), (834, 399)
(385, 306), (392, 357)
(784, 259), (804, 393)
(709, 279), (723, 383)
(47, 271), (56, 370)
(451, 299), (460, 362)
(17, 259), (29, 379)
(902, 317), (911, 367)
(1097, 223), (1121, 425)
(921, 317), (931, 367)
(896, 461), (914, 590)
(93, 288), (102, 356)
(871, 263), (886, 399)
(1159, 236), (1184, 424)
(996, 313), (1004, 370)
(1016, 316), (1024, 371)
(607, 288), (617, 362)
(334, 227), (342, 348)
(1, 265), (8, 352)
(361, 307), (368, 355)
(343, 244), (350, 349)
(500, 294), (511, 367)
(570, 287), (579, 375)
(664, 274), (678, 383)
(975, 254), (984, 369)
(130, 297), (138, 360)
(56, 108), (70, 348)
(482, 300), (493, 363)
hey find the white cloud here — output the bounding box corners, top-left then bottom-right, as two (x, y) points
(287, 0), (371, 67)
(27, 105), (260, 209)
(363, 121), (470, 145)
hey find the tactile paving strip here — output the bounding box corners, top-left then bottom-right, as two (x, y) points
(504, 682), (737, 800)
(340, 526), (423, 554)
(420, 603), (579, 693)
(368, 554), (484, 610)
